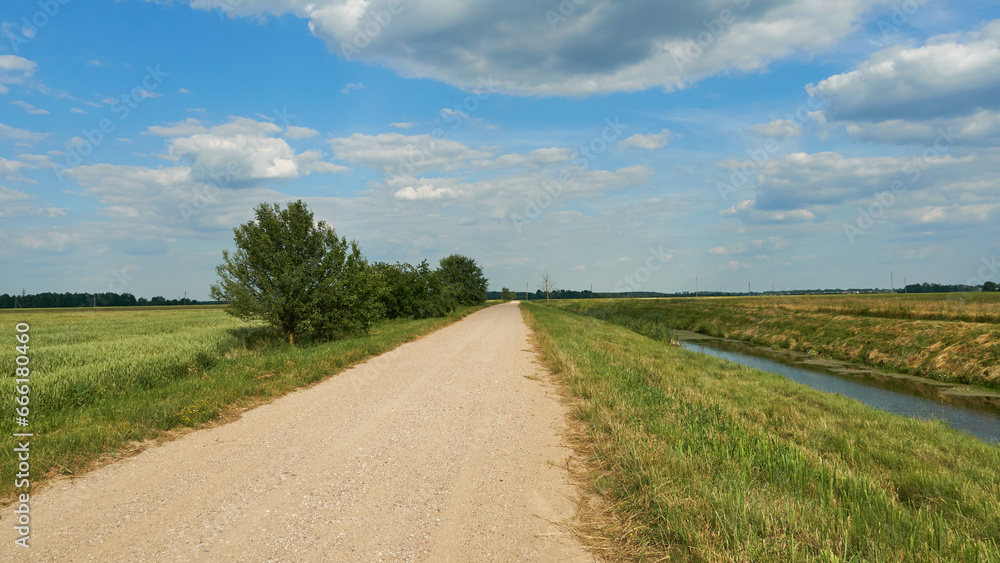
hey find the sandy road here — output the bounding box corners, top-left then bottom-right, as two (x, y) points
(1, 302), (595, 562)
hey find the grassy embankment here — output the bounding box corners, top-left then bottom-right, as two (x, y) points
(0, 305), (483, 501)
(523, 301), (1000, 562)
(558, 293), (1000, 388)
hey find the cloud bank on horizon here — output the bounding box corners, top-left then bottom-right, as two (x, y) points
(1, 0), (998, 298)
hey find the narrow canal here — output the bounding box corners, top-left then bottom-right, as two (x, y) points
(678, 334), (1000, 444)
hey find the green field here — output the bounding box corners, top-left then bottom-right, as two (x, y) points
(0, 305), (482, 501)
(522, 301), (1000, 561)
(556, 293), (1000, 388)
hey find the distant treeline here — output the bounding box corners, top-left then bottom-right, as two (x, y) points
(0, 292), (224, 309)
(488, 284), (990, 300)
(898, 283), (981, 294)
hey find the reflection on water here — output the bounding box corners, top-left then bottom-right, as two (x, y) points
(679, 337), (1000, 444)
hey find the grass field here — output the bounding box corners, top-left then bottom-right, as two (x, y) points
(0, 305), (483, 501)
(522, 301), (1000, 561)
(556, 293), (1000, 388)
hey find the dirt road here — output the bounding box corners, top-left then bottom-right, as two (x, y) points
(1, 302), (595, 561)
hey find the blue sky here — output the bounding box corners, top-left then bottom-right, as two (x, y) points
(1, 0), (999, 299)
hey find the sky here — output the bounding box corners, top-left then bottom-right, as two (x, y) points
(1, 0), (999, 299)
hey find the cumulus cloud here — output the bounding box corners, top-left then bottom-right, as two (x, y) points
(285, 125), (319, 139)
(0, 55), (36, 94)
(809, 20), (1000, 146)
(746, 119), (801, 138)
(390, 122), (415, 129)
(0, 122), (48, 142)
(720, 199), (816, 224)
(394, 184), (462, 200)
(620, 129), (671, 150)
(11, 100), (48, 115)
(185, 0), (884, 96)
(810, 21), (1000, 122)
(144, 118), (209, 137)
(327, 132), (493, 175)
(166, 117), (344, 184)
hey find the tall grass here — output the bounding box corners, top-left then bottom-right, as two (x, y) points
(551, 294), (1000, 388)
(523, 302), (1000, 561)
(0, 305), (484, 501)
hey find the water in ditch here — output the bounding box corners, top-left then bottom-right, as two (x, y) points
(677, 334), (1000, 444)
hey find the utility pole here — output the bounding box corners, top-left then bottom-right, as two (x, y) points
(904, 278), (907, 293)
(748, 281), (751, 295)
(526, 282), (529, 301)
(695, 276), (698, 298)
(891, 271), (894, 293)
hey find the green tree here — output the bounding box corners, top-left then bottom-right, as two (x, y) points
(438, 254), (489, 306)
(210, 200), (382, 345)
(984, 281), (998, 292)
(500, 287), (517, 301)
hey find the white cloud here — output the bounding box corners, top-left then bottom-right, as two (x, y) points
(86, 59), (102, 67)
(809, 20), (1000, 122)
(746, 119), (800, 138)
(37, 207), (67, 218)
(394, 184), (462, 200)
(327, 132), (493, 175)
(620, 129), (671, 149)
(720, 199), (816, 224)
(135, 89), (163, 99)
(144, 118), (209, 137)
(440, 108), (495, 130)
(0, 122), (48, 142)
(0, 157), (30, 181)
(11, 100), (48, 115)
(0, 55), (36, 94)
(341, 82), (365, 94)
(474, 147), (572, 170)
(390, 122), (415, 129)
(178, 88), (192, 94)
(165, 117), (346, 184)
(285, 125), (319, 139)
(186, 0), (885, 96)
(70, 107), (86, 114)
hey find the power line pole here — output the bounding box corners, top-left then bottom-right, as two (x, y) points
(695, 276), (698, 298)
(891, 271), (894, 293)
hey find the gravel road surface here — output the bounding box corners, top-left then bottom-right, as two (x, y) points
(1, 302), (595, 562)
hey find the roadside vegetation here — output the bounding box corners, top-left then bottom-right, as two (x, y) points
(554, 293), (1000, 388)
(0, 305), (484, 502)
(522, 301), (1000, 561)
(1, 200), (492, 502)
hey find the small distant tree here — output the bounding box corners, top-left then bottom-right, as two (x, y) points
(210, 200), (382, 345)
(984, 281), (998, 292)
(438, 254), (488, 306)
(499, 287), (517, 301)
(539, 271), (556, 302)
